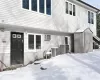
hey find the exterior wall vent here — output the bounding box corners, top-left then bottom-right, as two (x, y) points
(44, 35), (51, 41)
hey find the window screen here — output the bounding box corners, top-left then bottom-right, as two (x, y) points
(69, 3), (72, 15)
(39, 0), (45, 13)
(46, 0), (51, 15)
(28, 35), (34, 49)
(91, 12), (94, 24)
(36, 35), (41, 49)
(32, 0), (37, 11)
(66, 2), (68, 14)
(73, 5), (76, 16)
(88, 11), (91, 23)
(23, 0), (29, 9)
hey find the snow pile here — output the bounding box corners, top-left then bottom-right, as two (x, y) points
(0, 65), (36, 80)
(40, 51), (100, 80)
(0, 50), (100, 80)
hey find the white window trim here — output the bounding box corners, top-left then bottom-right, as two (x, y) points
(37, 0), (39, 12)
(68, 3), (72, 15)
(44, 0), (46, 15)
(28, 33), (42, 51)
(36, 34), (42, 50)
(29, 0), (31, 11)
(66, 1), (76, 16)
(22, 0), (52, 16)
(88, 11), (94, 24)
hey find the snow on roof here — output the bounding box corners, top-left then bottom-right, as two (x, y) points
(76, 27), (93, 33)
(77, 0), (100, 11)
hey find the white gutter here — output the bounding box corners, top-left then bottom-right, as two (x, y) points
(0, 23), (73, 36)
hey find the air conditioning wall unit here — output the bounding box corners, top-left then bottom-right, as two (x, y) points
(44, 35), (51, 41)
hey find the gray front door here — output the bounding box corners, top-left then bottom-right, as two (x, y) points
(11, 32), (24, 65)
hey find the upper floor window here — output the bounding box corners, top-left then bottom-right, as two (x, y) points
(39, 0), (45, 13)
(66, 2), (76, 16)
(73, 5), (75, 16)
(88, 11), (94, 24)
(69, 3), (72, 15)
(66, 2), (68, 14)
(23, 0), (29, 9)
(32, 0), (37, 11)
(22, 0), (51, 15)
(46, 0), (51, 15)
(91, 13), (94, 24)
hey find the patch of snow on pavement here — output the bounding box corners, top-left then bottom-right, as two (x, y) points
(0, 50), (100, 80)
(0, 65), (36, 80)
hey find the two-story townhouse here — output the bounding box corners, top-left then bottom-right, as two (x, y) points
(0, 0), (99, 68)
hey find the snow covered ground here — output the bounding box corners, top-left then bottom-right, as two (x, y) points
(0, 50), (100, 80)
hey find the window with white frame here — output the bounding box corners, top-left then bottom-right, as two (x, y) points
(69, 3), (72, 15)
(88, 11), (94, 24)
(36, 35), (41, 49)
(66, 2), (68, 14)
(91, 12), (94, 24)
(39, 0), (45, 13)
(66, 2), (76, 16)
(73, 5), (76, 16)
(22, 0), (51, 15)
(28, 34), (41, 50)
(28, 35), (34, 49)
(46, 0), (51, 15)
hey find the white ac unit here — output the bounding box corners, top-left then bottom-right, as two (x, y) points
(44, 35), (51, 41)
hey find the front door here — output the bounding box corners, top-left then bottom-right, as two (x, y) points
(65, 37), (69, 53)
(11, 32), (24, 65)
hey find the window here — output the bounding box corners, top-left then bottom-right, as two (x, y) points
(23, 0), (29, 9)
(66, 2), (76, 16)
(32, 0), (37, 11)
(36, 35), (41, 49)
(65, 37), (68, 45)
(88, 11), (91, 23)
(88, 11), (94, 24)
(46, 0), (51, 15)
(91, 13), (94, 24)
(39, 0), (45, 13)
(22, 0), (51, 15)
(29, 35), (34, 49)
(73, 5), (76, 16)
(66, 2), (68, 14)
(69, 3), (72, 15)
(28, 35), (41, 50)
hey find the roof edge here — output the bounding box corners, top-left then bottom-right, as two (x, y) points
(77, 0), (100, 11)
